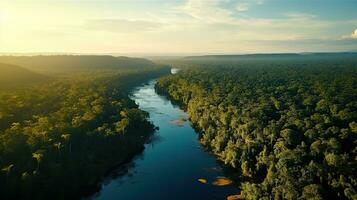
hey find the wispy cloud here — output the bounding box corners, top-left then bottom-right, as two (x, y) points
(235, 0), (264, 13)
(285, 12), (316, 20)
(236, 4), (249, 12)
(175, 0), (233, 23)
(84, 19), (163, 33)
(173, 1), (357, 41)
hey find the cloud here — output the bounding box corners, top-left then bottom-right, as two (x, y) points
(268, 38), (357, 46)
(175, 0), (266, 24)
(341, 28), (357, 39)
(3, 0), (356, 54)
(84, 19), (163, 33)
(351, 29), (357, 38)
(175, 0), (233, 23)
(168, 0), (351, 43)
(236, 4), (249, 12)
(285, 12), (316, 20)
(235, 0), (264, 13)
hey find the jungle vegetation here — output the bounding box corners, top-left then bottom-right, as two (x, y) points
(0, 56), (170, 199)
(156, 58), (357, 200)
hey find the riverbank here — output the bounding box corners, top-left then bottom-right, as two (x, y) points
(90, 80), (240, 200)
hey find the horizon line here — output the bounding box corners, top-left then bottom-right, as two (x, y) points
(0, 50), (356, 57)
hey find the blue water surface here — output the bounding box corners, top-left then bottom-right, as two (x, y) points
(90, 80), (239, 200)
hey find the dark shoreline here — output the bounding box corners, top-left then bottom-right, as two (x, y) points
(79, 145), (147, 199)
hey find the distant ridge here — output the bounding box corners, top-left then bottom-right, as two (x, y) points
(0, 55), (156, 72)
(184, 52), (357, 60)
(0, 63), (49, 89)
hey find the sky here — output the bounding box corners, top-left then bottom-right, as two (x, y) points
(0, 0), (357, 55)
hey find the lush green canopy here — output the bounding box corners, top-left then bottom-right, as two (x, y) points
(0, 65), (169, 199)
(156, 61), (357, 199)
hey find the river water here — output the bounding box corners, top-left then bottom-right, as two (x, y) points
(90, 80), (240, 200)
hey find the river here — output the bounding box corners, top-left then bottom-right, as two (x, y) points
(89, 79), (240, 200)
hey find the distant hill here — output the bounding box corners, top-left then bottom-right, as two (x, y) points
(0, 55), (156, 72)
(156, 52), (357, 69)
(0, 63), (49, 89)
(184, 52), (357, 61)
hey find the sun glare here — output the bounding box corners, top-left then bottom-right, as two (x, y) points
(0, 11), (9, 24)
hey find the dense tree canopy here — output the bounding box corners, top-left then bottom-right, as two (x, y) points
(156, 61), (357, 199)
(0, 66), (169, 199)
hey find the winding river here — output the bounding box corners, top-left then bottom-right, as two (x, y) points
(90, 77), (240, 200)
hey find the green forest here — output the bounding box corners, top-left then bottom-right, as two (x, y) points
(156, 59), (357, 199)
(2, 1), (357, 199)
(1, 54), (357, 200)
(0, 56), (170, 199)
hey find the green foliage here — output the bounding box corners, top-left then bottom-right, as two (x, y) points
(156, 61), (357, 199)
(301, 184), (324, 200)
(0, 65), (170, 199)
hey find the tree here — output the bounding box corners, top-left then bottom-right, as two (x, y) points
(53, 142), (63, 158)
(265, 162), (275, 184)
(1, 164), (14, 182)
(241, 161), (250, 177)
(32, 151), (43, 173)
(325, 153), (340, 167)
(301, 184), (324, 200)
(61, 134), (72, 153)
